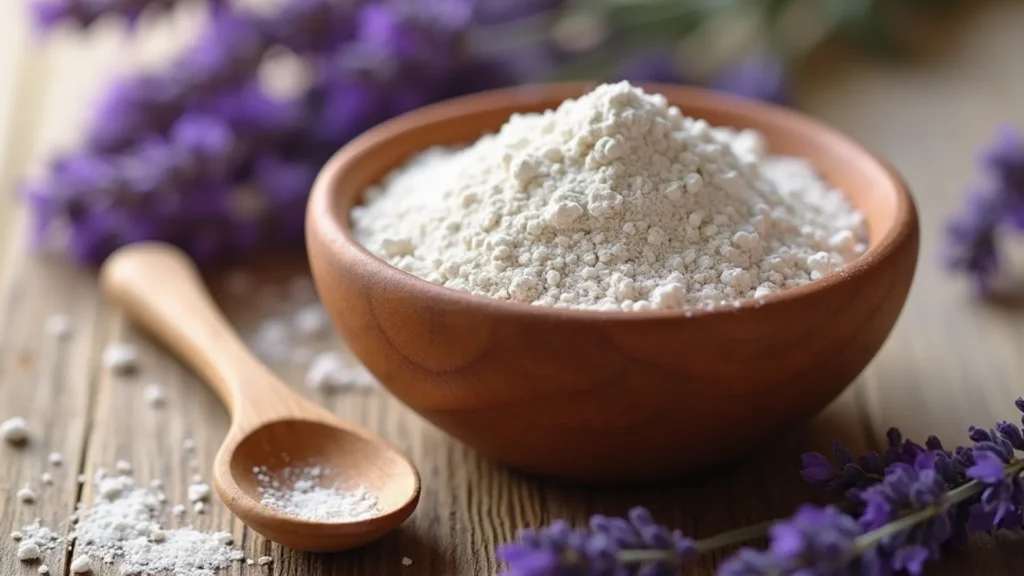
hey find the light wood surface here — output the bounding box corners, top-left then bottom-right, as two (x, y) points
(307, 82), (919, 481)
(1, 2), (1023, 576)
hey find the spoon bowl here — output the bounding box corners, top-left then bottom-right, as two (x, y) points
(100, 243), (420, 552)
(216, 419), (420, 551)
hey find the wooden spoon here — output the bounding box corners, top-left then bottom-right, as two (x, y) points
(99, 242), (420, 552)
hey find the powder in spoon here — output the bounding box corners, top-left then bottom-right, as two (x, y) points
(255, 465), (381, 523)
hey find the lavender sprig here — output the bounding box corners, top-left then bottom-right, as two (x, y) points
(945, 125), (1024, 294)
(30, 0), (215, 29)
(499, 397), (1024, 575)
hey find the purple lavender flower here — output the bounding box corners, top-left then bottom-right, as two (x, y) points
(471, 0), (564, 25)
(497, 507), (695, 576)
(258, 0), (357, 54)
(944, 191), (1004, 294)
(965, 423), (1024, 531)
(611, 47), (687, 85)
(800, 428), (926, 498)
(717, 505), (862, 576)
(945, 125), (1024, 293)
(30, 0), (188, 30)
(710, 51), (790, 106)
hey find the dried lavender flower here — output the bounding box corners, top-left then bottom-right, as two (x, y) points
(26, 0), (529, 266)
(709, 51), (790, 106)
(30, 0), (198, 30)
(497, 507), (695, 576)
(717, 505), (862, 576)
(945, 125), (1024, 293)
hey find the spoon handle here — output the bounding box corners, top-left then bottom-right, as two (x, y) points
(100, 242), (279, 414)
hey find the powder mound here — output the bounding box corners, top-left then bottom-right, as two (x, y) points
(256, 465), (381, 523)
(353, 81), (867, 311)
(71, 474), (242, 576)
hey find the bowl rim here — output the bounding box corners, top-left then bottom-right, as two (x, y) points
(308, 82), (918, 321)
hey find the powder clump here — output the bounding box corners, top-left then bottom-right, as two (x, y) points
(256, 465), (380, 523)
(353, 81), (866, 311)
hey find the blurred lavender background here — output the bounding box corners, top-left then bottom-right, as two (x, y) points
(23, 0), (971, 267)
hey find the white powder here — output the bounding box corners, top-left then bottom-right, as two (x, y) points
(257, 556), (273, 566)
(45, 314), (73, 339)
(353, 81), (866, 311)
(49, 452), (63, 465)
(245, 289), (378, 392)
(18, 541), (41, 561)
(70, 555), (91, 573)
(144, 384), (166, 407)
(69, 474), (242, 575)
(38, 565), (50, 574)
(19, 522), (61, 553)
(255, 465), (380, 523)
(1, 416), (29, 444)
(103, 344), (139, 373)
(292, 304), (329, 336)
(402, 557), (413, 566)
(18, 484), (37, 503)
(305, 351), (377, 390)
(187, 482), (211, 503)
(41, 472), (53, 485)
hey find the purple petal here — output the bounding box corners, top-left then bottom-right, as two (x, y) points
(800, 452), (835, 485)
(967, 450), (1006, 484)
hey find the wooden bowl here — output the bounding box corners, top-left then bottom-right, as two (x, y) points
(306, 83), (919, 483)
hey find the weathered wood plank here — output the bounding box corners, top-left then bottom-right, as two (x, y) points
(0, 6), (99, 576)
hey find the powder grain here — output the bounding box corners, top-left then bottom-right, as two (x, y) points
(256, 465), (380, 523)
(353, 81), (866, 311)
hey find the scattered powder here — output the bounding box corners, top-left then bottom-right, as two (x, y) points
(19, 522), (62, 552)
(305, 351), (377, 390)
(38, 565), (50, 574)
(352, 81), (867, 311)
(150, 479), (164, 489)
(183, 438), (196, 452)
(48, 452), (63, 465)
(102, 344), (139, 374)
(144, 384), (166, 407)
(257, 556), (273, 566)
(171, 504), (186, 517)
(45, 314), (73, 339)
(193, 501), (206, 514)
(402, 557), (413, 566)
(18, 484), (37, 503)
(77, 474), (87, 484)
(292, 304), (329, 336)
(244, 285), (379, 392)
(11, 531), (23, 540)
(18, 541), (41, 561)
(255, 465), (381, 523)
(115, 460), (133, 474)
(1, 416), (29, 444)
(70, 555), (91, 573)
(188, 482), (211, 503)
(70, 474), (242, 575)
(246, 559), (255, 566)
(41, 472), (53, 485)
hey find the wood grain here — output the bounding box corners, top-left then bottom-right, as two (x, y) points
(0, 1), (1022, 575)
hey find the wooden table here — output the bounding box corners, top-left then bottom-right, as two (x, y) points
(1, 3), (1022, 576)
